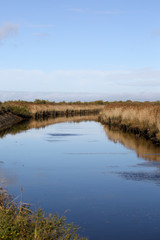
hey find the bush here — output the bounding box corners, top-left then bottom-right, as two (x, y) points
(7, 105), (31, 118)
(0, 189), (87, 240)
(34, 99), (49, 104)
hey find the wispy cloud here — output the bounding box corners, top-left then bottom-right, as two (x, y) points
(0, 22), (18, 42)
(68, 8), (123, 15)
(0, 68), (160, 94)
(0, 91), (159, 102)
(95, 10), (124, 15)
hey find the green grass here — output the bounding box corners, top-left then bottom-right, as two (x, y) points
(0, 189), (87, 240)
(0, 105), (31, 118)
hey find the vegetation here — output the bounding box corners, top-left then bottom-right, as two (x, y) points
(100, 102), (160, 143)
(0, 100), (160, 144)
(2, 99), (107, 106)
(6, 105), (31, 118)
(0, 100), (104, 116)
(0, 188), (87, 240)
(34, 99), (52, 104)
(0, 104), (31, 118)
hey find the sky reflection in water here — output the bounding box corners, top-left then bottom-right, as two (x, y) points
(0, 120), (160, 240)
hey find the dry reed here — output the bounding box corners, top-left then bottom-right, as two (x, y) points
(100, 102), (160, 142)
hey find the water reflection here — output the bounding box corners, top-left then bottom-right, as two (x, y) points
(103, 125), (160, 161)
(1, 118), (160, 239)
(0, 168), (18, 186)
(1, 116), (160, 163)
(0, 115), (98, 138)
(117, 171), (160, 185)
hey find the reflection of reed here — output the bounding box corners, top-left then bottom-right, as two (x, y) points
(28, 115), (98, 129)
(0, 115), (98, 138)
(103, 125), (160, 161)
(0, 169), (18, 187)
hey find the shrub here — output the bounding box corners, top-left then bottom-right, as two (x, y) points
(34, 99), (49, 104)
(0, 189), (87, 240)
(7, 105), (31, 118)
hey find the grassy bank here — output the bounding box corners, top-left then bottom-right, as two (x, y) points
(1, 101), (104, 119)
(0, 101), (104, 132)
(0, 188), (87, 240)
(99, 102), (160, 144)
(1, 100), (160, 144)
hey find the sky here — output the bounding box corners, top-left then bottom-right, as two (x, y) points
(0, 0), (160, 101)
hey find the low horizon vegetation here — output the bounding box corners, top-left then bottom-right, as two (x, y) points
(1, 99), (160, 105)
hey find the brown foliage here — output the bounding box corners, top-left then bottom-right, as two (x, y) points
(100, 102), (160, 141)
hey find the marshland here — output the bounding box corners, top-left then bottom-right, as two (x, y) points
(0, 100), (160, 239)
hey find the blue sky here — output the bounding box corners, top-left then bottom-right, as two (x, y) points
(0, 0), (160, 101)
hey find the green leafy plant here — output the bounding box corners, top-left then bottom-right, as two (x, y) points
(0, 189), (87, 240)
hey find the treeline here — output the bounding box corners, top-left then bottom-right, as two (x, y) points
(1, 99), (160, 105)
(1, 99), (107, 105)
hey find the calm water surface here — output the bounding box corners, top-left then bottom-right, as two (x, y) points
(0, 119), (160, 240)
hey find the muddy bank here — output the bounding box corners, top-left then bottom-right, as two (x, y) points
(34, 108), (100, 119)
(0, 113), (22, 132)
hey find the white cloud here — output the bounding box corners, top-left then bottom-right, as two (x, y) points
(0, 22), (18, 42)
(95, 10), (124, 15)
(68, 8), (123, 15)
(0, 91), (159, 102)
(0, 68), (160, 95)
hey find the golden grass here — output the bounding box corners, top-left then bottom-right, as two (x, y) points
(100, 102), (160, 142)
(2, 101), (104, 115)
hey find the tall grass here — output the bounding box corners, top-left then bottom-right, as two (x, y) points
(100, 102), (160, 142)
(1, 101), (103, 117)
(0, 188), (87, 240)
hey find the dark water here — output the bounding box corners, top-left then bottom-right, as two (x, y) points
(0, 119), (160, 240)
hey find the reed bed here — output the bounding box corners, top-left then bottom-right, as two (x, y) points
(100, 102), (160, 143)
(1, 101), (103, 118)
(0, 101), (103, 131)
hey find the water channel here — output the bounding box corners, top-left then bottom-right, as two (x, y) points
(0, 116), (160, 240)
